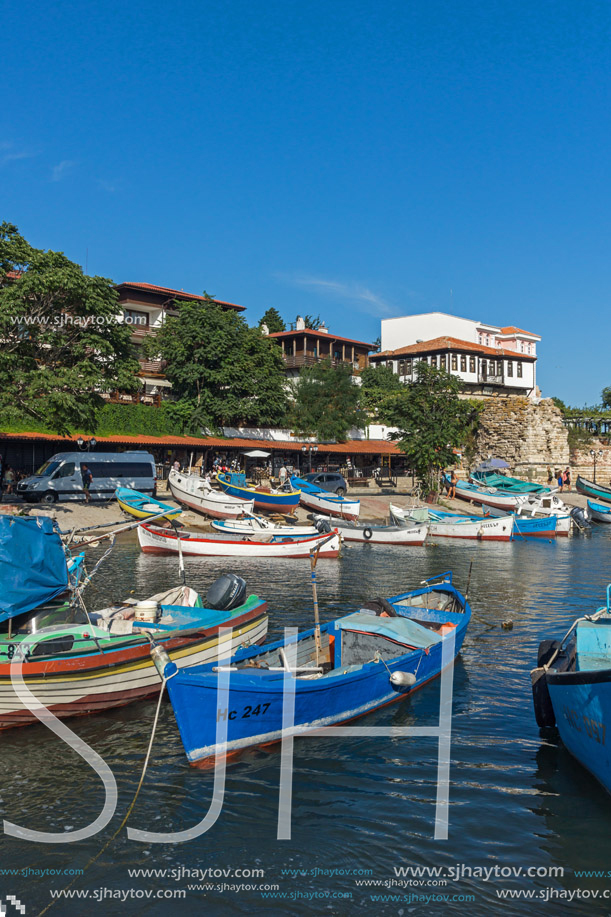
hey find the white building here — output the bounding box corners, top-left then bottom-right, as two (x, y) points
(372, 312), (540, 399)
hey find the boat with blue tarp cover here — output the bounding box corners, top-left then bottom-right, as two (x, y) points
(290, 474), (360, 521)
(216, 472), (300, 515)
(531, 585), (611, 794)
(470, 471), (552, 494)
(162, 572), (471, 763)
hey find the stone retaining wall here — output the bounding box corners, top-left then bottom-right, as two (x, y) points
(473, 397), (569, 482)
(569, 441), (611, 487)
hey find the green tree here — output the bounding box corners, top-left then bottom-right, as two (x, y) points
(602, 387), (611, 409)
(359, 364), (405, 418)
(298, 314), (322, 330)
(381, 361), (475, 493)
(258, 307), (285, 333)
(0, 222), (139, 435)
(291, 358), (362, 442)
(150, 297), (288, 429)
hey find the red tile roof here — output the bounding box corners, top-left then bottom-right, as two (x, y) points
(498, 326), (540, 338)
(0, 431), (399, 455)
(268, 329), (373, 348)
(371, 335), (537, 361)
(116, 282), (245, 312)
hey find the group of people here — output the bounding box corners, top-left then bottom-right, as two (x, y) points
(548, 466), (571, 492)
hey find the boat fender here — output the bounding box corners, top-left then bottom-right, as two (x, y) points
(530, 666), (556, 727)
(390, 671), (416, 688)
(151, 644), (178, 680)
(206, 573), (247, 611)
(363, 527), (373, 540)
(537, 639), (561, 668)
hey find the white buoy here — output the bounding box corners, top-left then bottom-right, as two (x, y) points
(390, 671), (416, 687)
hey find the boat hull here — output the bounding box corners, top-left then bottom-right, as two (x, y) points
(211, 518), (318, 536)
(330, 522), (427, 545)
(115, 487), (181, 521)
(429, 516), (513, 541)
(216, 473), (300, 515)
(449, 478), (519, 512)
(588, 500), (611, 524)
(577, 476), (611, 505)
(297, 491), (360, 522)
(548, 670), (611, 794)
(168, 471), (255, 519)
(0, 606), (268, 729)
(138, 524), (341, 558)
(512, 515), (557, 538)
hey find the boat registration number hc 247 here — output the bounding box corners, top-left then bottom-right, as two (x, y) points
(563, 706), (606, 744)
(217, 703), (271, 722)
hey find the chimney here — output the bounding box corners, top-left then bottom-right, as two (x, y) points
(318, 321), (328, 333)
(296, 315), (305, 330)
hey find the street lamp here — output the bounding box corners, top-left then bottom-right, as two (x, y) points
(77, 437), (97, 451)
(301, 444), (319, 473)
(590, 449), (603, 483)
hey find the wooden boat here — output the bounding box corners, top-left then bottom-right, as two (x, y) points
(216, 472), (300, 515)
(389, 504), (513, 541)
(577, 476), (611, 505)
(531, 585), (611, 794)
(0, 577), (268, 729)
(588, 500), (611, 523)
(168, 470), (255, 519)
(471, 471), (552, 494)
(444, 475), (519, 512)
(211, 515), (318, 537)
(511, 514), (557, 539)
(486, 492), (572, 535)
(116, 486), (181, 521)
(290, 474), (360, 521)
(163, 572), (471, 763)
(314, 515), (427, 545)
(138, 523), (341, 558)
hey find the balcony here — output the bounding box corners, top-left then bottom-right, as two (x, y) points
(283, 354), (360, 371)
(138, 358), (165, 375)
(478, 372), (504, 385)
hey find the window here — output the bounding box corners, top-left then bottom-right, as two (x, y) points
(497, 360), (503, 376)
(478, 333), (483, 344)
(469, 356), (476, 373)
(517, 362), (523, 378)
(430, 355), (437, 368)
(405, 358), (412, 375)
(507, 361), (513, 377)
(451, 354), (458, 371)
(399, 360), (406, 375)
(440, 354), (447, 370)
(460, 355), (467, 372)
(123, 309), (148, 328)
(53, 462), (76, 479)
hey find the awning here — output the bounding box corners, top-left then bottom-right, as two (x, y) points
(242, 450), (271, 458)
(140, 377), (172, 389)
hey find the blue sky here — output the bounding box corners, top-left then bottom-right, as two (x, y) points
(2, 0), (609, 405)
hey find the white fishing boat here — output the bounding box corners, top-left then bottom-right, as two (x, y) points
(444, 475), (519, 512)
(138, 523), (342, 558)
(211, 514), (318, 537)
(314, 515), (427, 545)
(486, 492), (573, 536)
(168, 469), (255, 519)
(389, 504), (514, 541)
(290, 474), (360, 521)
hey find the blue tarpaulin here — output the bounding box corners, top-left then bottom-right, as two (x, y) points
(0, 515), (69, 622)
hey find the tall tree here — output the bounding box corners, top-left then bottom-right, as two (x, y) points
(602, 387), (611, 409)
(150, 297), (288, 429)
(291, 358), (362, 442)
(381, 361), (475, 493)
(0, 222), (139, 435)
(258, 307), (285, 333)
(359, 363), (405, 418)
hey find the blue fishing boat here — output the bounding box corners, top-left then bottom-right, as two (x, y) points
(115, 486), (181, 521)
(290, 474), (360, 521)
(577, 476), (611, 505)
(161, 572), (471, 764)
(511, 514), (557, 539)
(531, 585), (611, 794)
(216, 472), (300, 515)
(588, 500), (611, 524)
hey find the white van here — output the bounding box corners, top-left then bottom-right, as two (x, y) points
(17, 451), (157, 504)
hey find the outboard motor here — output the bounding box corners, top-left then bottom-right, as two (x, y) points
(206, 574), (247, 611)
(315, 518), (333, 534)
(570, 505), (591, 531)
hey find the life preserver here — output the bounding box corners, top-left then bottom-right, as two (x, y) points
(363, 527), (373, 541)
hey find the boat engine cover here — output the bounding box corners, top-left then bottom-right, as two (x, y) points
(206, 574), (247, 611)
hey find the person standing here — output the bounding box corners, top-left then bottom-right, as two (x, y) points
(81, 463), (93, 503)
(3, 466), (15, 496)
(546, 466), (553, 485)
(564, 467), (571, 492)
(449, 468), (458, 499)
(556, 469), (564, 493)
(279, 465), (288, 485)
